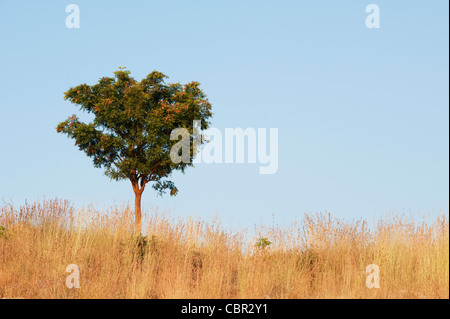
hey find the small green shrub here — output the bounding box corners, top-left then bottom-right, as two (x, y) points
(131, 234), (149, 263)
(255, 237), (272, 251)
(0, 225), (7, 239)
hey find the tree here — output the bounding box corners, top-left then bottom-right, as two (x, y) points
(57, 67), (213, 233)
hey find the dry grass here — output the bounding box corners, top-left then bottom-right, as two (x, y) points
(0, 198), (448, 299)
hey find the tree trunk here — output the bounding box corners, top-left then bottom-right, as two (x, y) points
(131, 176), (146, 235)
(134, 190), (142, 234)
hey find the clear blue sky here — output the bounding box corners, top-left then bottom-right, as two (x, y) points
(0, 0), (448, 229)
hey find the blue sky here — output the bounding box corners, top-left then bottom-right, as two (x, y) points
(0, 0), (448, 229)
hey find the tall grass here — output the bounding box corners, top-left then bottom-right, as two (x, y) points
(0, 199), (448, 299)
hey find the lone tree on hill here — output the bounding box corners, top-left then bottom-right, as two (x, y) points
(57, 67), (213, 233)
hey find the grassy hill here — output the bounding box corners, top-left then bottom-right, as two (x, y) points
(0, 199), (448, 298)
